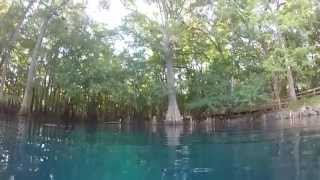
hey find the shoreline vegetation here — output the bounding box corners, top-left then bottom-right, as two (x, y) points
(0, 94), (320, 124)
(1, 0), (320, 124)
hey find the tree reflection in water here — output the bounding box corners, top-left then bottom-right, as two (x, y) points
(164, 125), (183, 147)
(0, 116), (318, 180)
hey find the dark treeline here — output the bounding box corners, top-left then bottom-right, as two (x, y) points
(0, 0), (320, 123)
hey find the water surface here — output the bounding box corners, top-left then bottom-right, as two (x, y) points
(0, 115), (319, 180)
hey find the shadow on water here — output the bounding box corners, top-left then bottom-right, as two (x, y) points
(0, 115), (319, 179)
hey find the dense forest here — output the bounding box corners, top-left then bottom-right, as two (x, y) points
(0, 0), (319, 123)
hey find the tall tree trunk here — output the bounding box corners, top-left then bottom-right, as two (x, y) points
(274, 1), (297, 101)
(272, 73), (281, 109)
(0, 0), (36, 101)
(163, 29), (182, 124)
(287, 66), (297, 101)
(18, 17), (50, 115)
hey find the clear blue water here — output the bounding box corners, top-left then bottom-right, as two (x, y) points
(0, 116), (320, 180)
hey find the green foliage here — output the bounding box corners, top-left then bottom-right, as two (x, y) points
(0, 0), (319, 118)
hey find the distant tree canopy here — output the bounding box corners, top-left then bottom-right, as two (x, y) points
(0, 0), (319, 121)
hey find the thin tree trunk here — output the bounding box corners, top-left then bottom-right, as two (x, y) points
(31, 87), (35, 112)
(87, 96), (98, 121)
(18, 17), (50, 115)
(287, 66), (297, 101)
(43, 74), (51, 113)
(163, 29), (182, 124)
(0, 60), (8, 101)
(230, 76), (235, 95)
(272, 74), (281, 109)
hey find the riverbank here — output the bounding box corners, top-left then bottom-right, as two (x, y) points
(283, 96), (320, 117)
(1, 95), (320, 125)
(239, 96), (320, 124)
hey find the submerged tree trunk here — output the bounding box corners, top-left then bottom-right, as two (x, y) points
(18, 18), (50, 115)
(287, 66), (297, 101)
(163, 30), (182, 124)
